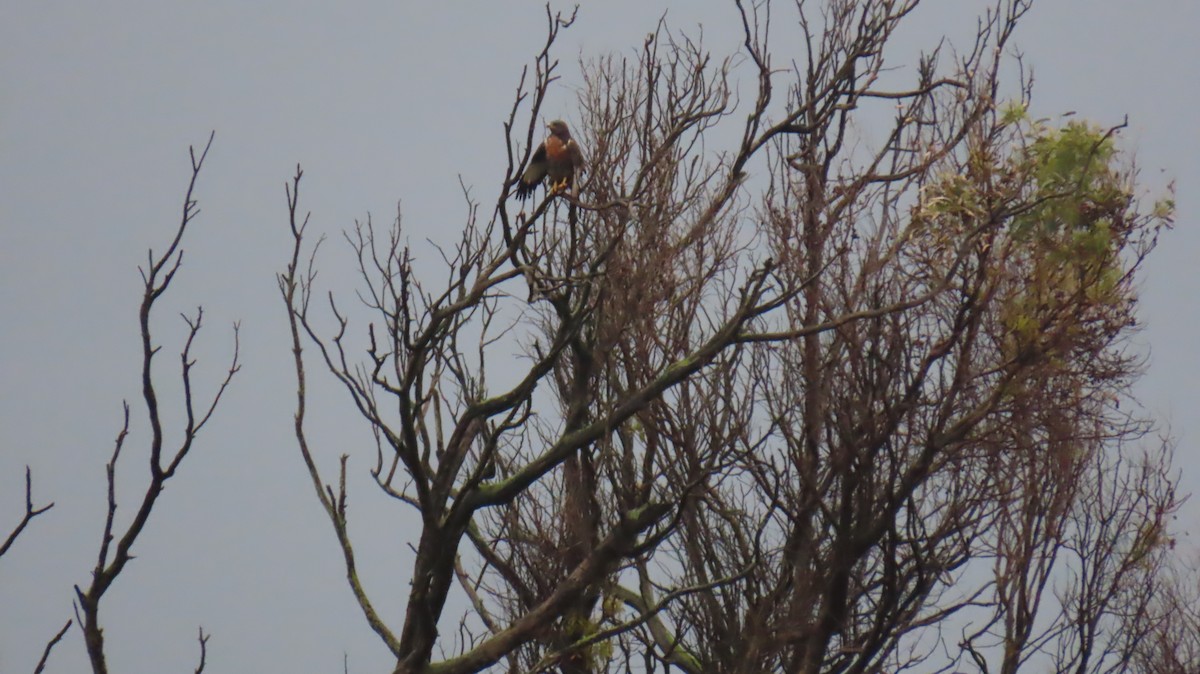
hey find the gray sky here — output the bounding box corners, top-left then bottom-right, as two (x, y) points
(2, 1), (1197, 672)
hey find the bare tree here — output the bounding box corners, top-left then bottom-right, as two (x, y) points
(1131, 551), (1200, 674)
(55, 132), (240, 674)
(276, 2), (1182, 674)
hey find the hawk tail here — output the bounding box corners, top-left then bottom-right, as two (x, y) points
(515, 180), (537, 201)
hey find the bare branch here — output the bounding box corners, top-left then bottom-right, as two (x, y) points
(32, 619), (72, 674)
(0, 467), (54, 560)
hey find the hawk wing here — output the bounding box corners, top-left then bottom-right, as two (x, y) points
(516, 142), (548, 201)
(565, 139), (585, 196)
(567, 139), (585, 174)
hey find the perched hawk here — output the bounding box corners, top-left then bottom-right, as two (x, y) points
(515, 120), (585, 201)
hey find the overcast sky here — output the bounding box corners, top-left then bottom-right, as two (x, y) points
(2, 1), (1197, 672)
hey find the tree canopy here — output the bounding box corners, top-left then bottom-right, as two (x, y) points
(4, 2), (1191, 673)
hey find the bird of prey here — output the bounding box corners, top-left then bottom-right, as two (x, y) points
(515, 119), (585, 201)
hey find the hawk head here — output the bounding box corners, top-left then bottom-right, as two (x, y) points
(548, 119), (572, 140)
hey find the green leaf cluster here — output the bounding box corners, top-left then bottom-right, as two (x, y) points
(1012, 121), (1125, 239)
(998, 119), (1140, 360)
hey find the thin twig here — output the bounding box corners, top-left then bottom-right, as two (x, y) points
(194, 627), (210, 674)
(0, 466), (55, 559)
(33, 619), (72, 674)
